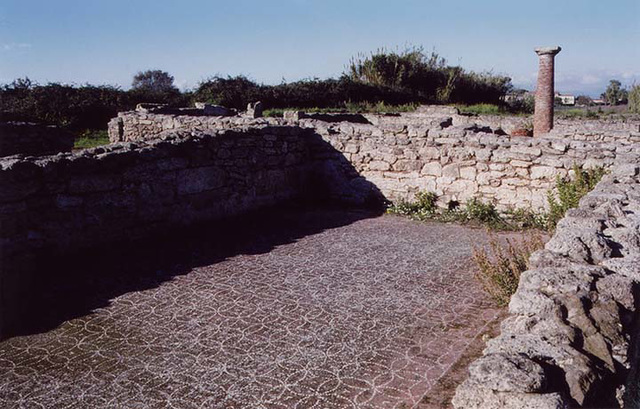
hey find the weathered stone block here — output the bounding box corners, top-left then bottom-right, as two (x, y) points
(368, 160), (391, 171)
(530, 165), (558, 179)
(442, 163), (460, 178)
(421, 162), (442, 176)
(460, 166), (477, 180)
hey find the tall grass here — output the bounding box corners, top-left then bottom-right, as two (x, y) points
(473, 234), (545, 306)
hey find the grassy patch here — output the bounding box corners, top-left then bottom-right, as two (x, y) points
(455, 103), (505, 116)
(74, 129), (110, 150)
(473, 233), (545, 306)
(555, 108), (600, 119)
(263, 102), (418, 117)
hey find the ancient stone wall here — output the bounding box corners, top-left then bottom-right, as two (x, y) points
(109, 111), (640, 212)
(452, 163), (640, 408)
(551, 118), (640, 144)
(3, 107), (640, 403)
(0, 126), (312, 336)
(301, 117), (639, 211)
(0, 122), (74, 157)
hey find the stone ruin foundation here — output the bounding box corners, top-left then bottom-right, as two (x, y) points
(1, 104), (640, 407)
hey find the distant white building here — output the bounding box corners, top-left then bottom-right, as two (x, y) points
(555, 93), (575, 106)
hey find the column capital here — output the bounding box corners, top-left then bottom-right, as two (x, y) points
(535, 46), (561, 56)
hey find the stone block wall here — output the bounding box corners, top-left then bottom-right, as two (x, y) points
(109, 110), (640, 212)
(303, 117), (639, 211)
(3, 108), (640, 402)
(0, 126), (312, 336)
(452, 163), (640, 408)
(0, 122), (74, 157)
(108, 112), (279, 143)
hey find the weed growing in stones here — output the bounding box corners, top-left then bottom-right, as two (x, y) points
(387, 191), (438, 220)
(388, 194), (531, 231)
(473, 233), (545, 306)
(502, 208), (548, 230)
(547, 165), (607, 229)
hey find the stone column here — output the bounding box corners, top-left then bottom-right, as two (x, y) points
(533, 46), (561, 136)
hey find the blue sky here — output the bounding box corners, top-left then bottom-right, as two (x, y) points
(1, 0), (638, 97)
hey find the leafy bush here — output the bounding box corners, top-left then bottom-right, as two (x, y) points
(387, 191), (438, 219)
(503, 208), (547, 230)
(192, 75), (262, 109)
(506, 94), (535, 114)
(193, 75), (418, 110)
(347, 46), (447, 99)
(547, 165), (607, 229)
(463, 198), (504, 227)
(346, 46), (512, 105)
(3, 45), (514, 130)
(473, 233), (545, 306)
(0, 77), (189, 131)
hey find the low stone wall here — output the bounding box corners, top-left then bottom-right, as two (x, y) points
(0, 126), (314, 336)
(302, 118), (639, 211)
(0, 122), (74, 157)
(107, 112), (273, 143)
(452, 163), (640, 408)
(108, 110), (640, 212)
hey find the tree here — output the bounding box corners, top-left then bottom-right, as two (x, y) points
(628, 84), (640, 114)
(575, 95), (593, 106)
(603, 80), (627, 105)
(131, 70), (177, 94)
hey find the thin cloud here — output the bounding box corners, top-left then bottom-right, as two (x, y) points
(2, 43), (32, 51)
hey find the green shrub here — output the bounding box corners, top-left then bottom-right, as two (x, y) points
(473, 233), (545, 306)
(503, 208), (547, 230)
(0, 78), (189, 130)
(346, 46), (512, 105)
(463, 198), (503, 227)
(547, 165), (607, 228)
(387, 191), (438, 220)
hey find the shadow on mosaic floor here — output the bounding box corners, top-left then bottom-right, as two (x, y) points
(16, 203), (383, 339)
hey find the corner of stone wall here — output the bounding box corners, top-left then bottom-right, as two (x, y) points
(452, 163), (640, 408)
(107, 115), (124, 143)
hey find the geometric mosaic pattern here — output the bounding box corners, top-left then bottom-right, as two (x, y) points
(0, 209), (508, 408)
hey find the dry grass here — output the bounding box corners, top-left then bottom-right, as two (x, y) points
(473, 233), (545, 306)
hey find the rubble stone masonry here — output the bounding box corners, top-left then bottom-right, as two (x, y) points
(2, 108), (640, 405)
(109, 110), (640, 210)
